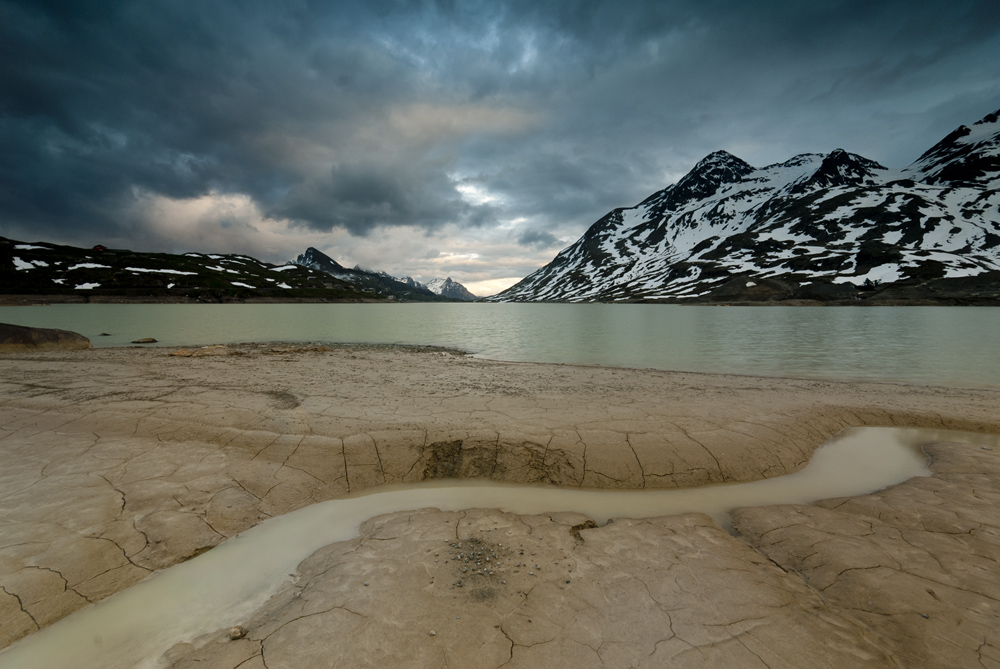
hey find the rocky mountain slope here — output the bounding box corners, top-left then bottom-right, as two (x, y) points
(1, 237), (376, 303)
(488, 108), (1000, 305)
(422, 277), (477, 301)
(295, 247), (477, 301)
(293, 247), (447, 301)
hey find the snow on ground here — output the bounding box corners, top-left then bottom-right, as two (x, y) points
(959, 116), (1000, 146)
(756, 226), (813, 244)
(271, 265), (298, 272)
(231, 282), (255, 288)
(74, 283), (100, 290)
(832, 264), (904, 285)
(68, 262), (111, 270)
(277, 283), (292, 289)
(125, 267), (198, 275)
(12, 258), (37, 270)
(14, 244), (47, 250)
(944, 264), (986, 278)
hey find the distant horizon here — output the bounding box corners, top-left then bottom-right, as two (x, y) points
(4, 107), (999, 298)
(2, 1), (998, 295)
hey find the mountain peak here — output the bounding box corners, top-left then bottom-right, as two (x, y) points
(794, 149), (886, 191)
(295, 247), (345, 273)
(698, 149), (744, 165)
(661, 150), (754, 210)
(424, 277), (477, 300)
(973, 108), (1000, 127)
(908, 110), (1000, 185)
(488, 105), (1000, 305)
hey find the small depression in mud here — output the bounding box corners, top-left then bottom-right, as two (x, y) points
(2, 427), (997, 669)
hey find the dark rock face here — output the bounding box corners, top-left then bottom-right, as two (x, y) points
(488, 107), (1000, 305)
(293, 248), (449, 301)
(0, 237), (374, 302)
(658, 150), (756, 210)
(0, 323), (91, 352)
(295, 247), (346, 274)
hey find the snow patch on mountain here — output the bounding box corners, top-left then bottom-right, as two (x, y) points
(488, 108), (1000, 303)
(423, 277), (478, 301)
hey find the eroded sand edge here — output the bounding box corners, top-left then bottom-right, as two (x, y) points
(1, 344), (998, 666)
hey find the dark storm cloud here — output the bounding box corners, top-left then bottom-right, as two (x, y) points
(518, 229), (560, 248)
(1, 0), (999, 254)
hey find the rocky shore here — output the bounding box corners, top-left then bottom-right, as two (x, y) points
(1, 344), (998, 666)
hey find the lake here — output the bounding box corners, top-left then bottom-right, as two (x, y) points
(1, 302), (997, 388)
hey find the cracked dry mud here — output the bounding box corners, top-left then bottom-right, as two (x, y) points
(1, 344), (999, 667)
(163, 509), (896, 669)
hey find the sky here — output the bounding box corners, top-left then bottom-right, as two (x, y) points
(2, 1), (999, 296)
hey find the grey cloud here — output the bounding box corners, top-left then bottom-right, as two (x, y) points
(517, 229), (560, 248)
(276, 162), (457, 235)
(1, 0), (999, 253)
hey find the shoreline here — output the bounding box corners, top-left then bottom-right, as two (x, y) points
(4, 293), (1000, 306)
(1, 344), (999, 665)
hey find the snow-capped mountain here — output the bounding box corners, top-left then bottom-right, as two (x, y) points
(422, 277), (477, 301)
(293, 247), (441, 300)
(393, 275), (476, 300)
(1, 237), (377, 302)
(488, 108), (1000, 304)
(294, 248), (476, 301)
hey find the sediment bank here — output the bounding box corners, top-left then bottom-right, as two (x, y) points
(1, 344), (998, 666)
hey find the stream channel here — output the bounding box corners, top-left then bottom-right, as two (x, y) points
(2, 427), (998, 668)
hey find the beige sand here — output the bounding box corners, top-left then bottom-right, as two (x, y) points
(1, 343), (998, 665)
(162, 433), (1000, 669)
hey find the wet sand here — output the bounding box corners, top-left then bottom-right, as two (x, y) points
(1, 344), (998, 666)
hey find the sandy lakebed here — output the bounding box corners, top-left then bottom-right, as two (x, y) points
(1, 343), (999, 668)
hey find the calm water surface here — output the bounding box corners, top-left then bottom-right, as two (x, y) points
(2, 303), (997, 387)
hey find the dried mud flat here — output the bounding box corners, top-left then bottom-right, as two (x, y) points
(1, 343), (999, 667)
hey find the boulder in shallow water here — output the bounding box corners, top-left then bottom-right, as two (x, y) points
(0, 323), (91, 352)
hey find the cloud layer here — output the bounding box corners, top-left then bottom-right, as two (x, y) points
(2, 0), (999, 293)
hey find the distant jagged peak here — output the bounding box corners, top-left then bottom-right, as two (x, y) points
(394, 275), (422, 288)
(295, 247), (345, 271)
(425, 276), (477, 300)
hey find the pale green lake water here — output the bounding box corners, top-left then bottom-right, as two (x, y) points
(2, 303), (998, 387)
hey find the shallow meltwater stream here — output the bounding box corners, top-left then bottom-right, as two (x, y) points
(1, 427), (996, 669)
